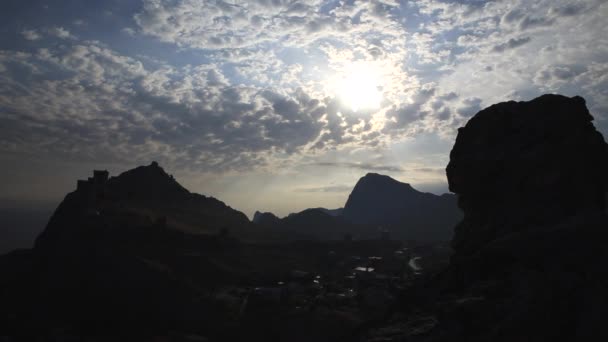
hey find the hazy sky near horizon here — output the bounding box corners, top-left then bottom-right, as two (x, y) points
(1, 0), (607, 218)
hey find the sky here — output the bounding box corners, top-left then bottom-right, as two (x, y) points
(0, 0), (607, 218)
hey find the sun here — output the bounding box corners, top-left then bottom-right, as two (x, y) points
(336, 64), (383, 112)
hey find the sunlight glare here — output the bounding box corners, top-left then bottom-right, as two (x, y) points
(336, 64), (383, 112)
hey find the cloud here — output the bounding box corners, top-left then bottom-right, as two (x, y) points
(383, 85), (437, 134)
(21, 27), (77, 42)
(518, 16), (555, 31)
(410, 167), (445, 175)
(534, 64), (588, 89)
(21, 29), (41, 41)
(46, 27), (76, 40)
(549, 3), (587, 17)
(457, 97), (483, 118)
(293, 184), (352, 193)
(134, 0), (329, 49)
(314, 162), (403, 173)
(1, 0), (607, 178)
(121, 27), (136, 36)
(492, 37), (532, 52)
(0, 42), (336, 172)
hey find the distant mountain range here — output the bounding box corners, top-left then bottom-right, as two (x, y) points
(5, 162), (450, 334)
(9, 161), (462, 259)
(252, 173), (462, 242)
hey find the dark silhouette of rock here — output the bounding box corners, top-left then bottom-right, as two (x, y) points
(315, 207), (344, 217)
(281, 208), (354, 240)
(252, 208), (358, 240)
(343, 173), (462, 242)
(393, 94), (608, 341)
(252, 211), (281, 226)
(35, 162), (250, 252)
(447, 94), (608, 258)
(251, 175), (459, 243)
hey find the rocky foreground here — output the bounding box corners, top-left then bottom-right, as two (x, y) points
(366, 94), (608, 341)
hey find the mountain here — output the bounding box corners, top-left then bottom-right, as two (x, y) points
(343, 173), (462, 242)
(252, 210), (281, 226)
(252, 207), (343, 226)
(251, 176), (460, 242)
(281, 208), (354, 240)
(35, 161), (251, 251)
(251, 208), (361, 240)
(285, 207), (344, 218)
(0, 162), (263, 334)
(315, 207), (344, 217)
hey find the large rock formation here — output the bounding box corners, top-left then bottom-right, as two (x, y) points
(424, 94), (608, 341)
(447, 94), (608, 257)
(343, 173), (462, 242)
(366, 94), (608, 342)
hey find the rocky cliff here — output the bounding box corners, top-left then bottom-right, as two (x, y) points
(343, 173), (462, 242)
(368, 94), (608, 341)
(447, 94), (608, 258)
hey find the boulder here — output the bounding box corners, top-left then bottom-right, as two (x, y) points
(447, 94), (608, 257)
(429, 94), (608, 341)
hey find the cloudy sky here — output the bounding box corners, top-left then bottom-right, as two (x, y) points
(0, 0), (606, 218)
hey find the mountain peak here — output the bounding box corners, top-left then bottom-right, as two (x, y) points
(105, 162), (189, 200)
(344, 174), (423, 223)
(363, 172), (398, 180)
(343, 173), (462, 241)
(357, 173), (415, 192)
(252, 211), (280, 225)
(36, 162), (251, 250)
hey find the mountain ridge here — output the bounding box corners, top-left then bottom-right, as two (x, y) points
(35, 162), (251, 251)
(343, 172), (462, 242)
(251, 173), (461, 242)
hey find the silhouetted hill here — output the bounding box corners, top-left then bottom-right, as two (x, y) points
(343, 173), (462, 242)
(35, 162), (250, 251)
(282, 208), (354, 240)
(251, 176), (460, 242)
(251, 208), (363, 240)
(0, 162), (265, 335)
(315, 207), (344, 217)
(252, 210), (281, 226)
(106, 161), (189, 200)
